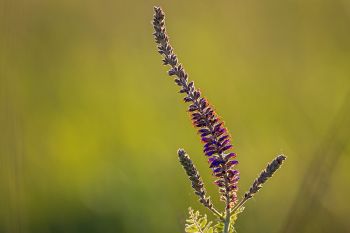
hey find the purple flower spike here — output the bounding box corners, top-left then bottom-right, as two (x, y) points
(153, 6), (239, 209)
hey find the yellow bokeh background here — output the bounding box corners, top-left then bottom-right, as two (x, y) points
(1, 0), (349, 232)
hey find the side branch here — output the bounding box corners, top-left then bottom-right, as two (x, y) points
(178, 149), (224, 220)
(231, 154), (286, 214)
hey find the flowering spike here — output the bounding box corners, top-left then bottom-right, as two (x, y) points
(244, 155), (286, 200)
(153, 6), (238, 210)
(177, 149), (212, 208)
(178, 149), (223, 219)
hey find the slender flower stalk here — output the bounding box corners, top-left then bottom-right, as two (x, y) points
(152, 6), (239, 212)
(231, 155), (287, 214)
(178, 149), (224, 220)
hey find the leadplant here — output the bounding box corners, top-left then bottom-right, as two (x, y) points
(152, 6), (286, 233)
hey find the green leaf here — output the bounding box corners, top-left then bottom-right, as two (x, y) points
(185, 224), (199, 232)
(185, 207), (214, 233)
(199, 216), (207, 229)
(213, 221), (224, 233)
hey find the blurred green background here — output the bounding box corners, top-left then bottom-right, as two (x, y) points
(1, 0), (350, 232)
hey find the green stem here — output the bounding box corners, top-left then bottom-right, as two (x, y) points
(223, 207), (231, 233)
(223, 166), (231, 233)
(209, 207), (225, 221)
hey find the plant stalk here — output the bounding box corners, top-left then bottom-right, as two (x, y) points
(223, 207), (231, 233)
(210, 207), (225, 221)
(223, 164), (231, 233)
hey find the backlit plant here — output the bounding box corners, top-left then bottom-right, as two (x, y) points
(152, 6), (286, 233)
